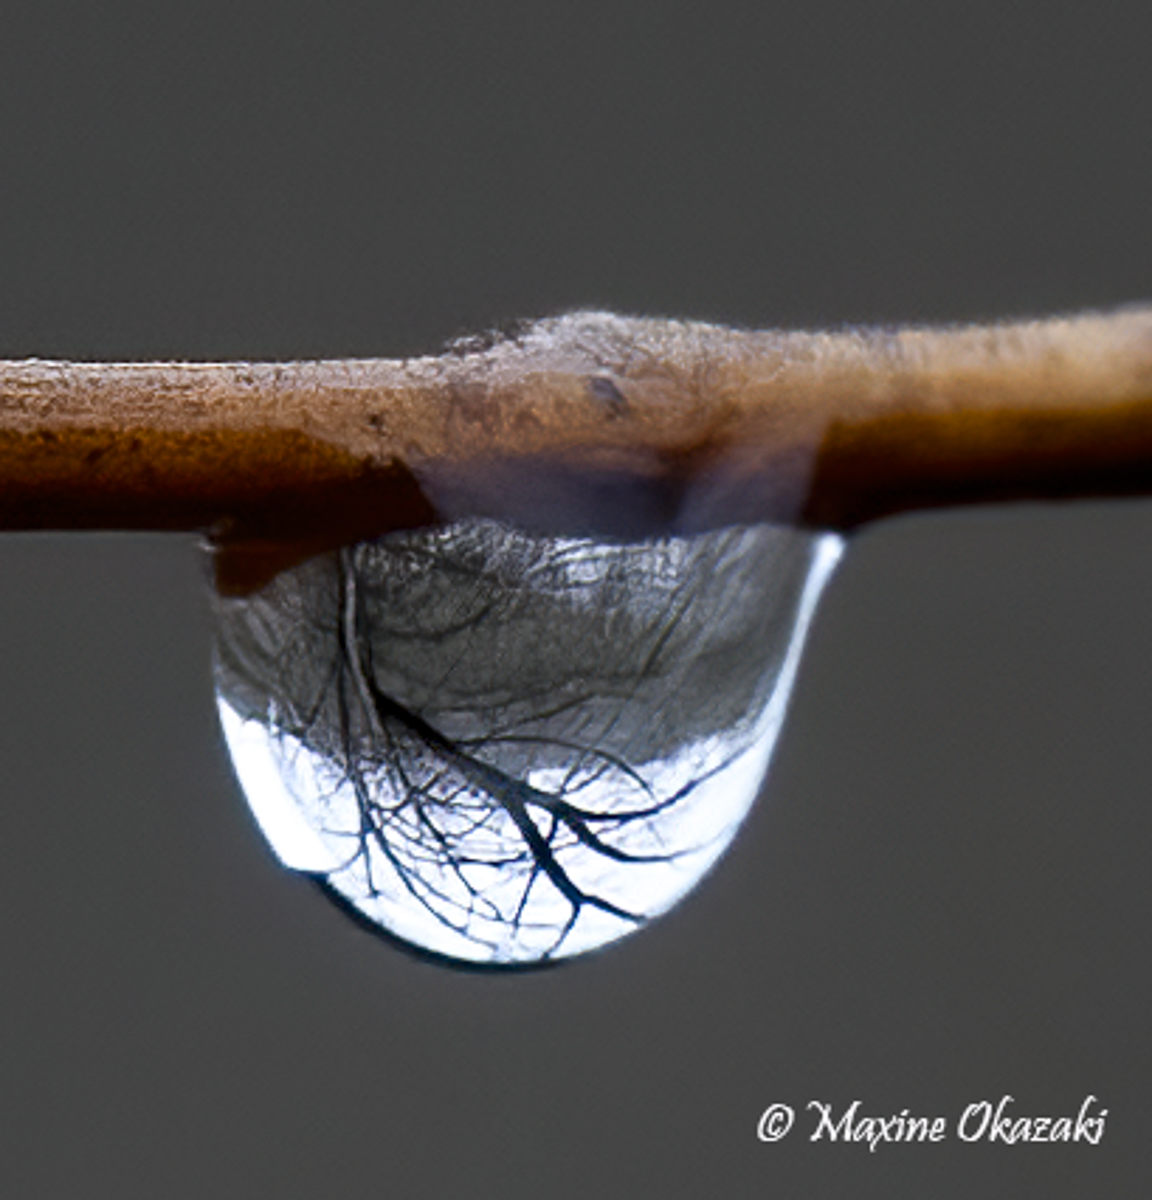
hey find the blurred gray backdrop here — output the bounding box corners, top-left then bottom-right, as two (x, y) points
(0, 2), (1148, 1195)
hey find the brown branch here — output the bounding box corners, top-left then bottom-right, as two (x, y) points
(2, 306), (1151, 589)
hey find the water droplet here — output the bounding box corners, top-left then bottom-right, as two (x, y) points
(212, 519), (842, 966)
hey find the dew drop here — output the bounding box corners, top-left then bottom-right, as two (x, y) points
(212, 519), (842, 966)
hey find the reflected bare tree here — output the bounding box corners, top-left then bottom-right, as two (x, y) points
(214, 519), (838, 963)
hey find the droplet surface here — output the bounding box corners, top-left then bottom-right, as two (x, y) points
(213, 519), (842, 965)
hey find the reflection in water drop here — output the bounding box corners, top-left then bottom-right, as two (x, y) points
(213, 520), (842, 965)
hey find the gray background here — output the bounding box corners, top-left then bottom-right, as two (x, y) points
(0, 1), (1149, 1195)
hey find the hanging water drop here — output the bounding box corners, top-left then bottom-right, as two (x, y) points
(212, 518), (842, 966)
